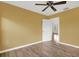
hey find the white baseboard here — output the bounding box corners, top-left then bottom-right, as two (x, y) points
(59, 42), (79, 48)
(0, 41), (42, 54)
(1, 40), (79, 54)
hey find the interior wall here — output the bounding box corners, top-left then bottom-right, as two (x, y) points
(0, 3), (2, 50)
(60, 7), (79, 46)
(0, 2), (45, 50)
(48, 7), (79, 46)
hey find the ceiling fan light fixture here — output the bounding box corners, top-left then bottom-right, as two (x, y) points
(35, 1), (67, 12)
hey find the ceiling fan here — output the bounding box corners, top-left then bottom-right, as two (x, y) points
(35, 1), (67, 12)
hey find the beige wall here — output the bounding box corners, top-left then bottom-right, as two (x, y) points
(60, 7), (79, 46)
(49, 7), (79, 46)
(0, 4), (2, 50)
(0, 3), (45, 50)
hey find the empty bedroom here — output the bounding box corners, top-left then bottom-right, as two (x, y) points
(0, 1), (79, 57)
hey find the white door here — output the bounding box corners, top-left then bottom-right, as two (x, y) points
(42, 19), (53, 41)
(42, 17), (60, 42)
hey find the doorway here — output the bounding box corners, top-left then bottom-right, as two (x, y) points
(42, 17), (60, 43)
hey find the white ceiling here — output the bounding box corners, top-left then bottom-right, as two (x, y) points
(3, 1), (79, 16)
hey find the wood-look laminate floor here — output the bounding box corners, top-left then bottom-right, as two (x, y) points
(0, 41), (79, 57)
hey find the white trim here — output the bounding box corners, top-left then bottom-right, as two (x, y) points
(0, 41), (42, 54)
(59, 42), (79, 48)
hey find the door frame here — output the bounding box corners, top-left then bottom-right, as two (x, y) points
(42, 17), (60, 43)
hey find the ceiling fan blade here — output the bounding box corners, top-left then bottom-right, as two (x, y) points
(42, 6), (49, 12)
(53, 1), (66, 5)
(51, 6), (57, 11)
(35, 4), (47, 6)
